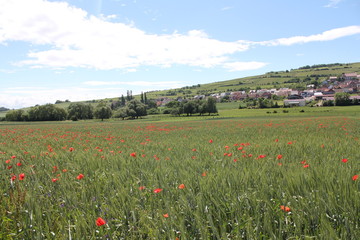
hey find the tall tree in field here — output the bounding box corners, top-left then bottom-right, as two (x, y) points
(206, 97), (218, 115)
(140, 92), (144, 103)
(126, 99), (147, 119)
(67, 103), (94, 120)
(121, 95), (126, 106)
(94, 102), (112, 121)
(335, 92), (351, 106)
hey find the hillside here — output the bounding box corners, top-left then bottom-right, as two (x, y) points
(1, 62), (360, 117)
(145, 62), (360, 99)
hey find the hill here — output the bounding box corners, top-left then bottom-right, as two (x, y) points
(1, 62), (360, 117)
(144, 62), (360, 99)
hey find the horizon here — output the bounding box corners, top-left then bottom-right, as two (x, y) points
(1, 0), (360, 109)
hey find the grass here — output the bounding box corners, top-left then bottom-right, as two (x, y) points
(1, 107), (360, 239)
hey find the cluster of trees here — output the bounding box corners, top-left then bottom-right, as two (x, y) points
(163, 97), (218, 116)
(323, 92), (360, 106)
(239, 98), (279, 109)
(5, 99), (149, 122)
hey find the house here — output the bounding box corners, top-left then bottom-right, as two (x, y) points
(283, 96), (306, 107)
(329, 76), (338, 81)
(342, 73), (358, 80)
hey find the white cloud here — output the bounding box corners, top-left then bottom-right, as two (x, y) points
(324, 0), (343, 8)
(261, 26), (360, 46)
(222, 62), (268, 72)
(0, 0), (250, 70)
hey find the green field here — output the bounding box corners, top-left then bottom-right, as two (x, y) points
(1, 107), (360, 239)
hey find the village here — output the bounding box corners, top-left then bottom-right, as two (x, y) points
(155, 72), (360, 107)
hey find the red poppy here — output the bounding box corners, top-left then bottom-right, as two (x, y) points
(201, 171), (207, 177)
(16, 162), (22, 166)
(76, 174), (84, 180)
(11, 175), (16, 181)
(153, 188), (163, 193)
(277, 155), (283, 160)
(69, 147), (75, 152)
(342, 158), (348, 163)
(19, 173), (25, 180)
(352, 175), (358, 181)
(52, 178), (59, 182)
(209, 139), (213, 143)
(96, 217), (106, 226)
(163, 213), (169, 218)
(11, 155), (16, 159)
(178, 184), (185, 189)
(303, 164), (310, 168)
(139, 186), (146, 190)
(130, 152), (136, 157)
(280, 205), (291, 212)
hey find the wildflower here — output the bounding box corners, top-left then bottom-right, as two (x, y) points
(201, 171), (207, 177)
(277, 155), (283, 160)
(69, 147), (74, 152)
(352, 175), (358, 181)
(192, 148), (197, 152)
(256, 155), (266, 159)
(163, 213), (169, 218)
(280, 205), (291, 212)
(139, 186), (146, 190)
(96, 217), (106, 226)
(153, 188), (163, 193)
(209, 139), (213, 143)
(52, 178), (59, 182)
(11, 175), (16, 181)
(11, 155), (16, 159)
(178, 184), (185, 189)
(16, 162), (22, 166)
(303, 164), (310, 168)
(19, 173), (25, 180)
(130, 152), (136, 157)
(342, 158), (348, 163)
(76, 174), (84, 180)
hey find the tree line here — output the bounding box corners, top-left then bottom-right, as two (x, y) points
(4, 96), (219, 121)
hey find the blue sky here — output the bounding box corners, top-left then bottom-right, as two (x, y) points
(0, 0), (359, 109)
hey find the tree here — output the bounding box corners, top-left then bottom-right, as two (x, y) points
(113, 108), (128, 120)
(5, 109), (25, 121)
(67, 103), (94, 121)
(205, 97), (218, 115)
(27, 104), (67, 121)
(335, 92), (351, 106)
(126, 99), (147, 119)
(121, 95), (126, 106)
(183, 101), (196, 116)
(94, 102), (112, 121)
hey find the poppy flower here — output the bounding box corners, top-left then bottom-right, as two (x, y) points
(178, 184), (185, 189)
(19, 173), (25, 180)
(139, 186), (146, 190)
(303, 164), (310, 168)
(69, 147), (75, 152)
(96, 217), (106, 226)
(11, 175), (16, 181)
(153, 188), (163, 193)
(163, 213), (169, 218)
(52, 178), (59, 182)
(277, 155), (283, 160)
(209, 139), (213, 143)
(342, 158), (348, 163)
(280, 205), (291, 212)
(76, 174), (84, 180)
(201, 171), (207, 177)
(130, 152), (136, 157)
(352, 175), (358, 181)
